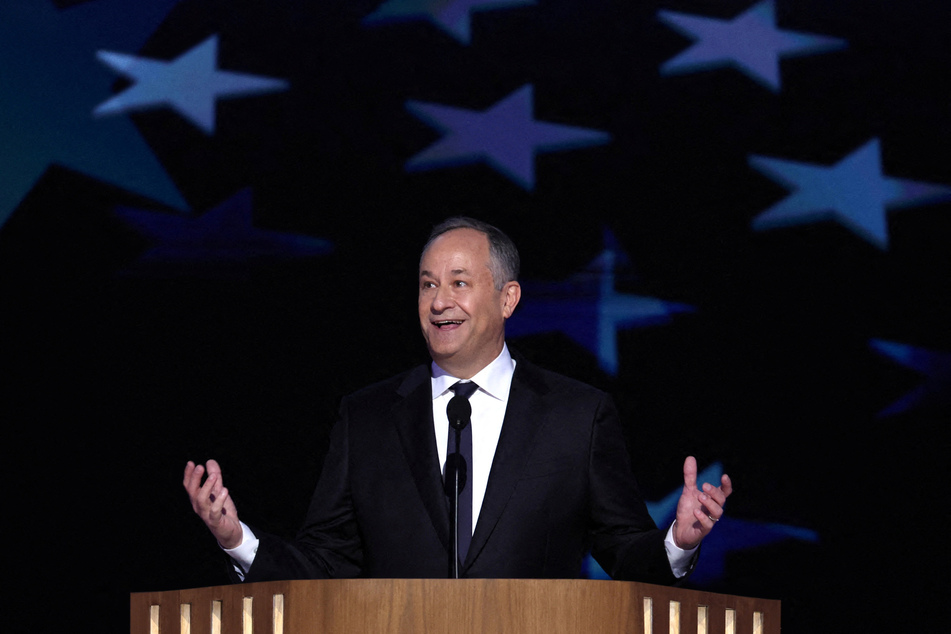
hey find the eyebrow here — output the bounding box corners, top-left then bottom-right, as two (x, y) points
(419, 268), (470, 277)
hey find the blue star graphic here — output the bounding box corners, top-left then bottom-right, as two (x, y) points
(749, 139), (951, 249)
(363, 0), (535, 45)
(405, 85), (611, 190)
(94, 35), (289, 135)
(506, 229), (692, 375)
(0, 0), (187, 230)
(658, 0), (847, 91)
(115, 188), (332, 272)
(869, 339), (951, 417)
(583, 463), (819, 583)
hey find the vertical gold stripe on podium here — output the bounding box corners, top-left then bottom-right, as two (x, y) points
(273, 594), (284, 634)
(242, 596), (253, 634)
(696, 605), (708, 634)
(149, 605), (160, 634)
(669, 600), (680, 634)
(753, 611), (764, 634)
(643, 597), (653, 634)
(725, 608), (736, 634)
(210, 600), (222, 634)
(180, 603), (190, 634)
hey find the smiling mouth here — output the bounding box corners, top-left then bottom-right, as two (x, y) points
(433, 320), (464, 328)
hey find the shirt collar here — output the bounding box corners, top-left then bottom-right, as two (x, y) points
(430, 343), (516, 402)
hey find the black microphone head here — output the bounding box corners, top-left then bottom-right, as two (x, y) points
(446, 395), (472, 431)
(444, 453), (468, 495)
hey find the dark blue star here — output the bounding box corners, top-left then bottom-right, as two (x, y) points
(658, 0), (847, 91)
(94, 35), (289, 135)
(363, 0), (535, 45)
(0, 0), (187, 231)
(506, 229), (692, 375)
(869, 339), (951, 417)
(749, 139), (951, 249)
(405, 85), (611, 190)
(115, 188), (332, 273)
(583, 463), (819, 583)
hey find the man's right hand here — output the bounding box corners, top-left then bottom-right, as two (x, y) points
(184, 460), (243, 550)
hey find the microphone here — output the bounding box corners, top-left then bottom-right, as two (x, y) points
(447, 395), (471, 432)
(443, 453), (468, 496)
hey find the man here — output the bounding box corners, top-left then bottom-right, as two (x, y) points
(185, 217), (731, 583)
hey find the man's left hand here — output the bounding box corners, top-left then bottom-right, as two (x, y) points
(672, 456), (732, 550)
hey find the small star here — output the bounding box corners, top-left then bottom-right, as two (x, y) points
(658, 0), (847, 91)
(749, 139), (951, 249)
(869, 339), (951, 417)
(94, 35), (289, 135)
(115, 188), (332, 271)
(506, 229), (692, 375)
(363, 0), (535, 45)
(405, 85), (611, 190)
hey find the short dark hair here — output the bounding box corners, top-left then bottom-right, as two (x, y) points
(422, 216), (520, 290)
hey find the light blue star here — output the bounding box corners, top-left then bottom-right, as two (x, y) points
(749, 139), (951, 249)
(869, 339), (951, 417)
(115, 188), (332, 273)
(0, 0), (187, 231)
(363, 0), (535, 45)
(583, 462), (819, 583)
(658, 0), (847, 91)
(94, 35), (289, 135)
(405, 85), (611, 190)
(506, 229), (692, 375)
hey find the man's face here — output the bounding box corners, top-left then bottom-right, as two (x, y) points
(418, 228), (520, 379)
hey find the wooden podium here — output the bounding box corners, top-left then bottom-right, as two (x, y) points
(131, 578), (780, 634)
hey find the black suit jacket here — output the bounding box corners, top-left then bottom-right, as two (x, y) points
(244, 354), (680, 584)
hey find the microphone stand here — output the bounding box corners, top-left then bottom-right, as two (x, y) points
(445, 394), (470, 579)
(446, 429), (463, 579)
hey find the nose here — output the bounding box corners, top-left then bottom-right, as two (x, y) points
(430, 284), (455, 312)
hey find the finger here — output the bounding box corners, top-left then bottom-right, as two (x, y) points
(197, 471), (219, 510)
(702, 481), (727, 507)
(183, 461), (203, 492)
(682, 456), (698, 490)
(205, 459), (222, 479)
(698, 495), (724, 521)
(694, 507), (719, 531)
(721, 474), (733, 498)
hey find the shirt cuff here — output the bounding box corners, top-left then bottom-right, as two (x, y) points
(222, 522), (259, 580)
(664, 523), (699, 578)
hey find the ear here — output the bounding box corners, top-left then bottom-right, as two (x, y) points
(500, 281), (521, 319)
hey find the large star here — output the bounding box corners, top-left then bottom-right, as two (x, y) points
(506, 230), (692, 375)
(0, 0), (187, 231)
(405, 85), (611, 190)
(869, 339), (951, 417)
(749, 139), (951, 249)
(94, 35), (289, 135)
(363, 0), (535, 45)
(582, 463), (819, 583)
(658, 0), (847, 91)
(115, 188), (332, 273)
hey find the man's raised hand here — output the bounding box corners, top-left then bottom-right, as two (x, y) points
(183, 459), (243, 550)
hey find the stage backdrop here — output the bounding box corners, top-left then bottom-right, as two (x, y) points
(2, 1), (948, 631)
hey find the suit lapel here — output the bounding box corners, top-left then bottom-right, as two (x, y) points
(463, 359), (549, 570)
(393, 366), (452, 553)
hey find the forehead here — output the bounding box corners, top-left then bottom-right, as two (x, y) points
(419, 228), (491, 273)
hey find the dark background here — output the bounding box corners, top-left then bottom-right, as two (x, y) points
(2, 0), (948, 631)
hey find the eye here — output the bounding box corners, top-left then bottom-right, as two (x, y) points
(454, 280), (468, 287)
(420, 280), (436, 289)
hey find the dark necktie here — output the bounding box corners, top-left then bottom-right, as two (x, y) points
(448, 380), (478, 564)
